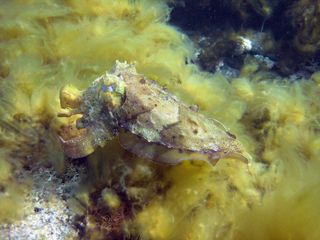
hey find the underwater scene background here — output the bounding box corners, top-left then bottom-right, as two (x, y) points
(0, 0), (320, 239)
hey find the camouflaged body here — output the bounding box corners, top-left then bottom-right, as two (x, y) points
(59, 61), (250, 165)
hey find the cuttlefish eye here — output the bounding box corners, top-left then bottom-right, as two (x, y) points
(99, 82), (125, 110)
(101, 84), (115, 93)
(101, 84), (108, 92)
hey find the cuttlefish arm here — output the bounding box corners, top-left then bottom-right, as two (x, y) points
(58, 84), (114, 158)
(58, 128), (96, 159)
(58, 122), (114, 159)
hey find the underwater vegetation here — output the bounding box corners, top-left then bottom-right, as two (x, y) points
(170, 0), (320, 76)
(0, 0), (320, 239)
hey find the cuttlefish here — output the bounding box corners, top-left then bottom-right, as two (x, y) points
(58, 61), (251, 166)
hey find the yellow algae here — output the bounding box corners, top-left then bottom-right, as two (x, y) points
(0, 151), (30, 223)
(134, 161), (259, 240)
(0, 184), (26, 223)
(232, 77), (255, 101)
(311, 71), (320, 85)
(137, 204), (175, 240)
(101, 188), (121, 210)
(234, 160), (320, 240)
(0, 158), (12, 183)
(0, 0), (320, 239)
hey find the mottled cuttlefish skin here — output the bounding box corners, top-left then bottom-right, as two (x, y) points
(58, 61), (251, 165)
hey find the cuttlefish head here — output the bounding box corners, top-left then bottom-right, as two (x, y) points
(57, 67), (126, 159)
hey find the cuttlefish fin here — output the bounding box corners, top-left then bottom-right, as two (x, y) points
(118, 132), (221, 166)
